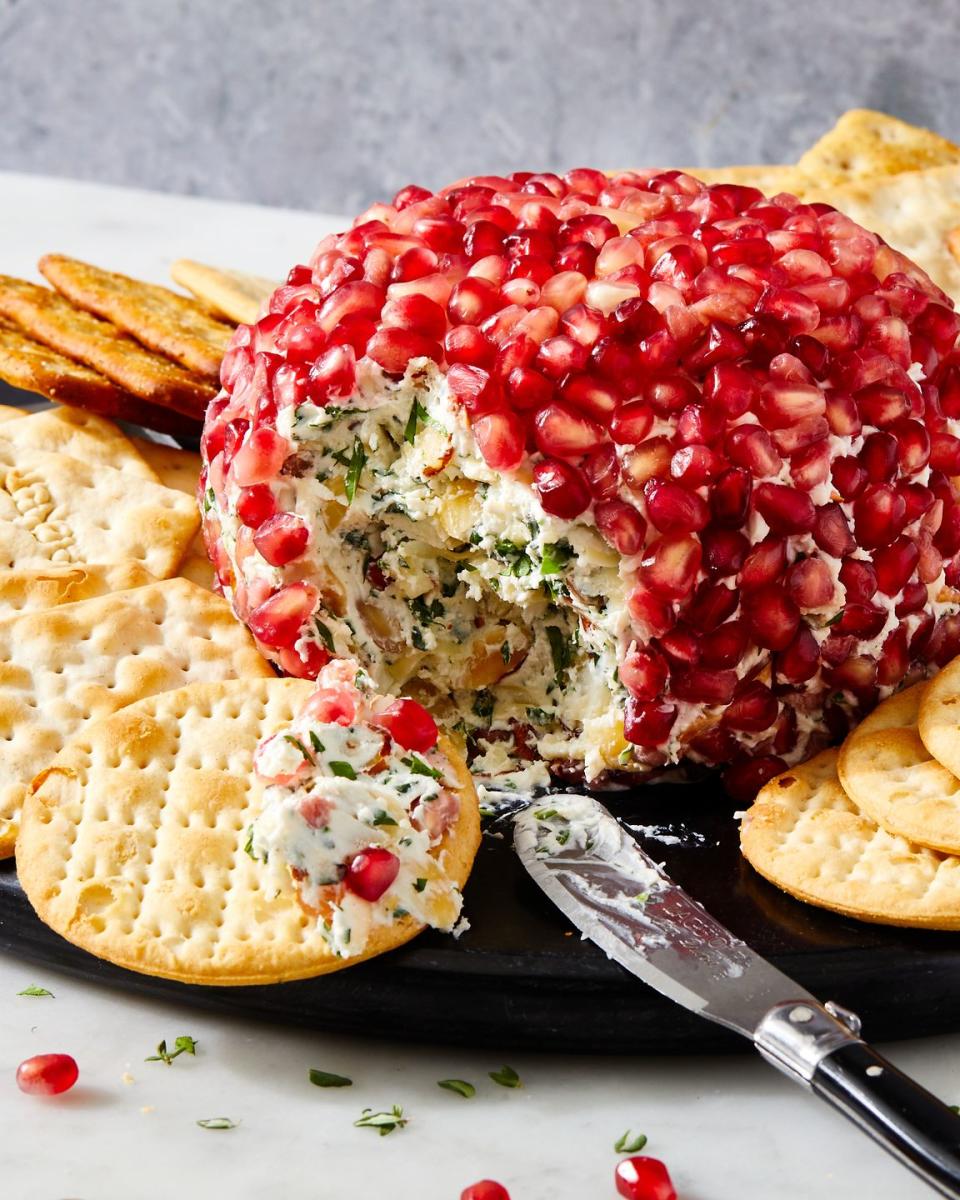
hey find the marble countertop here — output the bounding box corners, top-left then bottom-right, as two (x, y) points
(0, 172), (955, 1200)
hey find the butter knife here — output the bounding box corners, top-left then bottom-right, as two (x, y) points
(514, 795), (960, 1198)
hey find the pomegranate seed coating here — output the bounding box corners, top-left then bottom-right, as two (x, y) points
(204, 165), (960, 798)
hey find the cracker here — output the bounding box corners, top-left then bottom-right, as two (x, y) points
(797, 110), (960, 188)
(39, 255), (232, 381)
(0, 276), (215, 418)
(837, 684), (960, 855)
(804, 164), (960, 303)
(0, 320), (202, 440)
(0, 437), (198, 579)
(170, 259), (276, 326)
(0, 578), (274, 858)
(740, 748), (960, 928)
(132, 438), (213, 590)
(919, 656), (960, 782)
(0, 562), (155, 619)
(17, 679), (480, 983)
(1, 407), (157, 480)
(0, 405), (25, 422)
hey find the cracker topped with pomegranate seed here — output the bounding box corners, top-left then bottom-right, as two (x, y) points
(199, 166), (960, 798)
(17, 674), (480, 983)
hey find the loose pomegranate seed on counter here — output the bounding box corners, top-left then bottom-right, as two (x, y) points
(460, 1183), (510, 1200)
(16, 1053), (78, 1096)
(614, 1155), (677, 1200)
(202, 164), (960, 798)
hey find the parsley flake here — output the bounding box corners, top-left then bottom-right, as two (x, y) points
(343, 437), (367, 505)
(437, 1078), (475, 1099)
(196, 1117), (237, 1130)
(309, 1068), (353, 1088)
(614, 1130), (648, 1153)
(372, 809), (399, 827)
(413, 877), (428, 893)
(403, 397), (433, 444)
(284, 735), (315, 764)
(473, 689), (495, 721)
(308, 729), (326, 755)
(146, 1035), (198, 1065)
(314, 619), (336, 653)
(541, 540), (573, 575)
(354, 1105), (408, 1136)
(17, 985), (53, 998)
(329, 760), (357, 780)
(404, 754), (442, 779)
(488, 1064), (522, 1089)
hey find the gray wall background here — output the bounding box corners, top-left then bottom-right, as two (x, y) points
(0, 0), (957, 216)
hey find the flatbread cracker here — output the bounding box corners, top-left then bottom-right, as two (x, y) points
(0, 578), (273, 858)
(919, 657), (960, 783)
(0, 437), (198, 579)
(741, 748), (960, 928)
(132, 438), (213, 589)
(804, 164), (960, 303)
(1, 407), (157, 480)
(0, 562), (155, 618)
(171, 259), (276, 326)
(17, 679), (480, 983)
(797, 110), (960, 188)
(837, 684), (960, 855)
(39, 254), (232, 381)
(0, 276), (215, 419)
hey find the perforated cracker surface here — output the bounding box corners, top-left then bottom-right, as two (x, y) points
(741, 748), (960, 928)
(1, 408), (158, 479)
(919, 657), (960, 783)
(0, 578), (273, 857)
(0, 562), (155, 619)
(17, 679), (481, 984)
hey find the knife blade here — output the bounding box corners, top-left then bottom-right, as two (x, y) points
(514, 794), (960, 1199)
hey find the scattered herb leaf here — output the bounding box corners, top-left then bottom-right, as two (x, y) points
(354, 1105), (408, 1136)
(196, 1117), (237, 1130)
(17, 985), (53, 998)
(489, 1064), (522, 1089)
(309, 1068), (353, 1088)
(147, 1035), (198, 1065)
(438, 1078), (476, 1099)
(614, 1130), (648, 1153)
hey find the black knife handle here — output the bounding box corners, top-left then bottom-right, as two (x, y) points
(812, 1041), (960, 1198)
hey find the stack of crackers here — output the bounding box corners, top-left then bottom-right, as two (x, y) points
(741, 664), (960, 930)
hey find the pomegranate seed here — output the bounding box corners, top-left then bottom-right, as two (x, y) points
(366, 327), (441, 373)
(620, 644), (669, 700)
(448, 277), (501, 325)
(860, 431), (898, 483)
(839, 558), (878, 602)
(853, 485), (907, 549)
(832, 456), (867, 499)
(723, 681), (779, 732)
(392, 246), (440, 282)
(623, 438), (673, 490)
(345, 847), (400, 901)
(658, 627), (701, 667)
(237, 484), (277, 529)
(473, 410), (525, 470)
(703, 361), (759, 416)
(824, 390), (862, 436)
(447, 364), (497, 414)
(393, 184), (432, 210)
(381, 293), (447, 340)
(532, 458), (591, 518)
(560, 212), (618, 249)
(536, 334), (588, 379)
(787, 557), (835, 608)
(726, 426), (783, 478)
(231, 426), (290, 487)
(461, 1183), (510, 1200)
(254, 513), (310, 566)
(279, 641), (330, 680)
(248, 583), (319, 650)
(583, 444), (621, 500)
(611, 402), (655, 445)
(307, 343), (357, 403)
(856, 383), (910, 428)
(541, 271), (589, 312)
(16, 1053), (78, 1096)
(757, 380), (826, 428)
(671, 666), (737, 705)
(754, 483), (815, 534)
(628, 586), (674, 637)
(741, 583), (800, 649)
(740, 536), (787, 590)
(710, 467), (752, 528)
(370, 698), (438, 751)
(685, 581), (738, 630)
(930, 432), (960, 473)
(701, 528), (749, 577)
(776, 625), (820, 683)
(623, 699), (678, 747)
(533, 403), (605, 457)
(445, 325), (494, 367)
(316, 280), (385, 334)
(641, 535), (702, 600)
(873, 536), (920, 595)
(723, 756), (788, 802)
(644, 478), (709, 533)
(670, 444), (720, 488)
(700, 620), (749, 669)
(595, 500), (647, 555)
(813, 503), (857, 557)
(897, 581), (930, 617)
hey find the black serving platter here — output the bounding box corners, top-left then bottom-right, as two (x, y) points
(5, 774), (960, 1053)
(2, 384), (960, 1053)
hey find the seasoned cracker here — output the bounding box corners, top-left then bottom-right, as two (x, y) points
(919, 657), (960, 782)
(0, 562), (155, 619)
(741, 748), (960, 928)
(1, 407), (157, 479)
(0, 579), (274, 858)
(0, 276), (215, 418)
(171, 259), (276, 326)
(797, 110), (960, 188)
(838, 684), (960, 855)
(39, 254), (232, 380)
(17, 679), (480, 983)
(0, 438), (198, 579)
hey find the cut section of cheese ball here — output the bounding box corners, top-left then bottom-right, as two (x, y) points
(200, 168), (960, 795)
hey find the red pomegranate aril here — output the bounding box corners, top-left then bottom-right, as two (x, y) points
(645, 372), (700, 416)
(345, 847), (400, 901)
(725, 426), (782, 478)
(554, 241), (598, 275)
(854, 485), (907, 549)
(776, 624), (820, 682)
(370, 698), (438, 751)
(824, 390), (862, 436)
(860, 431), (898, 483)
(473, 410), (525, 470)
(855, 383), (910, 428)
(787, 556), (835, 609)
(641, 534), (702, 600)
(671, 666), (737, 705)
(393, 184), (432, 210)
(560, 373), (618, 420)
(711, 467), (752, 528)
(444, 325), (494, 367)
(461, 1182), (510, 1200)
(643, 478), (709, 534)
(505, 366), (553, 410)
(757, 380), (826, 429)
(248, 583), (319, 650)
(670, 444), (719, 488)
(658, 627), (701, 667)
(448, 363), (497, 414)
(701, 527), (749, 577)
(703, 361), (759, 417)
(595, 500), (647, 555)
(413, 215), (464, 253)
(723, 681), (779, 732)
(381, 293), (447, 340)
(611, 402), (655, 445)
(231, 426), (289, 487)
(541, 270), (588, 313)
(700, 620), (749, 669)
(253, 513), (309, 566)
(930, 432), (960, 473)
(628, 585), (674, 637)
(536, 334), (588, 379)
(619, 644), (669, 700)
(316, 280), (385, 334)
(829, 654), (878, 697)
(366, 327), (442, 373)
(16, 1053), (78, 1096)
(278, 639), (331, 680)
(623, 438), (674, 490)
(532, 458), (591, 518)
(838, 604), (887, 638)
(890, 418), (932, 473)
(741, 583), (801, 649)
(495, 332), (538, 379)
(236, 484), (277, 529)
(896, 581), (929, 617)
(758, 286), (820, 333)
(327, 313), (377, 356)
(839, 558), (878, 603)
(392, 245), (440, 282)
(685, 580), (738, 631)
(813, 502), (857, 556)
(918, 532), (944, 583)
(534, 403), (605, 457)
(623, 698), (678, 747)
(877, 627), (910, 687)
(754, 483), (815, 534)
(281, 320), (327, 365)
(723, 756), (788, 803)
(559, 212), (619, 249)
(832, 456), (868, 499)
(739, 536), (787, 590)
(307, 343), (357, 403)
(873, 536), (920, 596)
(448, 276), (501, 325)
(583, 443), (621, 500)
(464, 219), (506, 258)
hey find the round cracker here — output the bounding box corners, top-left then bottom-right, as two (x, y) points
(741, 748), (960, 929)
(919, 657), (960, 781)
(17, 678), (481, 985)
(838, 683), (960, 855)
